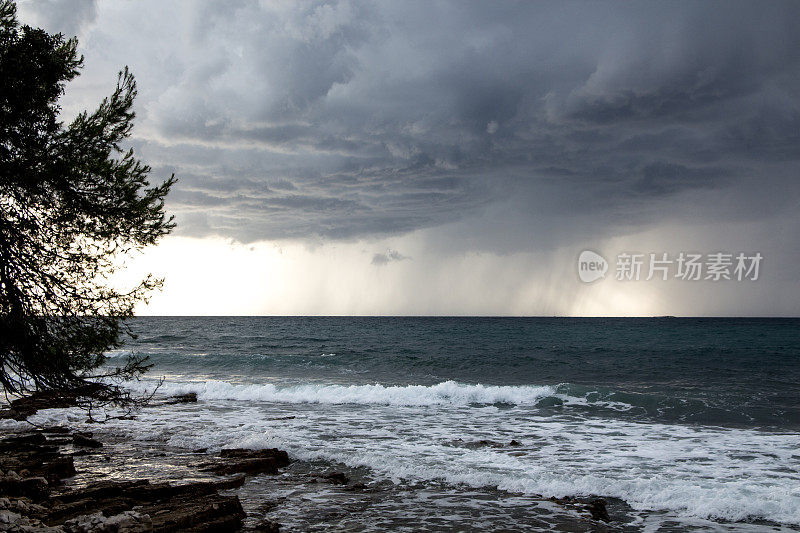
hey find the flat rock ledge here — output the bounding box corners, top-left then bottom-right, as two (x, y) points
(0, 430), (291, 532)
(200, 449), (290, 477)
(0, 388), (103, 422)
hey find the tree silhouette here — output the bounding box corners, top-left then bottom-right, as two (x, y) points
(0, 1), (174, 401)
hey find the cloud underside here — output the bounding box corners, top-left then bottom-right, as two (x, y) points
(21, 0), (800, 247)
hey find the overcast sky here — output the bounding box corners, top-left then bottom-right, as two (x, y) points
(18, 0), (800, 315)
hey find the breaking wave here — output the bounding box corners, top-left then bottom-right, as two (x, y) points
(128, 379), (559, 407)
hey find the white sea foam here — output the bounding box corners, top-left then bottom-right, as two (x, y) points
(9, 379), (800, 528)
(126, 379), (559, 406)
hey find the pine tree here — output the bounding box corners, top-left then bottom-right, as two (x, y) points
(0, 1), (174, 401)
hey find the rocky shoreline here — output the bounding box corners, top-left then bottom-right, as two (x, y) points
(1, 393), (617, 532)
(0, 426), (291, 532)
(0, 392), (294, 531)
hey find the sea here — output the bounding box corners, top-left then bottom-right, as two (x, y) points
(18, 317), (800, 530)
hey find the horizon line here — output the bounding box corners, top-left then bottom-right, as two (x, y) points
(129, 315), (800, 319)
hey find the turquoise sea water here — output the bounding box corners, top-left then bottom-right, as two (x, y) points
(123, 317), (800, 429)
(91, 317), (800, 529)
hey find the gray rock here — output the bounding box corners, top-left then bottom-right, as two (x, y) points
(64, 511), (153, 532)
(72, 435), (102, 449)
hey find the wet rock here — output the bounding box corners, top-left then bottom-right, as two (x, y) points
(0, 406), (36, 421)
(0, 474), (49, 500)
(205, 458), (281, 476)
(585, 499), (610, 522)
(41, 427), (71, 434)
(140, 493), (244, 532)
(509, 440), (522, 447)
(49, 495), (134, 522)
(254, 518), (281, 532)
(134, 477), (248, 499)
(547, 495), (612, 523)
(53, 477), (245, 509)
(49, 478), (249, 530)
(0, 428), (265, 532)
(0, 433), (47, 448)
(72, 434), (102, 449)
(255, 499), (285, 514)
(0, 386), (101, 420)
(158, 392), (198, 405)
(63, 510), (153, 532)
(39, 456), (77, 482)
(458, 439), (504, 449)
(54, 480), (149, 504)
(210, 475), (247, 491)
(0, 506), (62, 531)
(0, 509), (20, 524)
(0, 433), (77, 489)
(171, 392), (197, 403)
(203, 448), (290, 476)
(218, 449), (289, 466)
(46, 437), (74, 446)
(322, 472), (349, 485)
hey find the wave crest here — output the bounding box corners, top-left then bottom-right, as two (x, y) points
(132, 380), (558, 406)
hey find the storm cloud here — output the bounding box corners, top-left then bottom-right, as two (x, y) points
(17, 0), (800, 247)
(16, 0), (800, 315)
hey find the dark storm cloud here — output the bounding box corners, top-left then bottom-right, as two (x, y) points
(26, 0), (800, 246)
(19, 0), (97, 38)
(634, 162), (729, 196)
